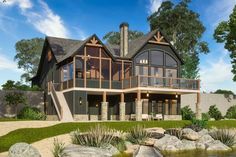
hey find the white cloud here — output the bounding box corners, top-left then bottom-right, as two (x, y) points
(148, 0), (165, 14)
(0, 54), (23, 73)
(1, 0), (32, 10)
(199, 54), (236, 93)
(206, 0), (236, 27)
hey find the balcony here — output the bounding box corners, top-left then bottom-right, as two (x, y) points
(57, 75), (199, 91)
(122, 75), (199, 90)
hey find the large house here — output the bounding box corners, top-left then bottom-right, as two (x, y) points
(32, 23), (200, 121)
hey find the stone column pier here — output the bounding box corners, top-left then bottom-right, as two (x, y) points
(101, 102), (108, 121)
(119, 102), (126, 121)
(135, 100), (142, 121)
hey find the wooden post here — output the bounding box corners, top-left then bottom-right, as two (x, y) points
(84, 47), (87, 88)
(196, 92), (201, 119)
(103, 91), (107, 102)
(121, 61), (124, 89)
(109, 59), (111, 89)
(99, 48), (102, 88)
(73, 56), (76, 87)
(121, 92), (124, 102)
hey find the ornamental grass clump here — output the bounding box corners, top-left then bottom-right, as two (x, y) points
(52, 138), (67, 157)
(126, 125), (150, 144)
(210, 129), (236, 147)
(71, 124), (116, 148)
(165, 128), (183, 139)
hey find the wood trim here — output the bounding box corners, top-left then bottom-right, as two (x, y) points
(99, 47), (102, 88)
(85, 37), (102, 47)
(148, 40), (170, 45)
(75, 55), (109, 60)
(84, 47), (87, 87)
(148, 31), (169, 45)
(85, 43), (102, 47)
(121, 60), (124, 89)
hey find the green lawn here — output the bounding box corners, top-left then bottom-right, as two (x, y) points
(0, 120), (236, 153)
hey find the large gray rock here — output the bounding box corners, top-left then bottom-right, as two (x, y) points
(134, 146), (163, 157)
(145, 127), (165, 134)
(176, 140), (196, 151)
(154, 134), (182, 152)
(182, 128), (200, 141)
(206, 140), (232, 151)
(64, 144), (119, 157)
(198, 129), (208, 137)
(197, 134), (215, 144)
(8, 143), (41, 157)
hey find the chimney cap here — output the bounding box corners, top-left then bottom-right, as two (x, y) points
(119, 22), (129, 28)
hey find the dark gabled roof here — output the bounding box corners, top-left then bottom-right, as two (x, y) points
(46, 36), (83, 61)
(105, 43), (120, 57)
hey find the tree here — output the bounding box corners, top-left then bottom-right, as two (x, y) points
(14, 38), (44, 82)
(103, 30), (144, 45)
(214, 5), (236, 81)
(1, 80), (41, 91)
(214, 89), (234, 95)
(147, 0), (209, 79)
(4, 92), (27, 118)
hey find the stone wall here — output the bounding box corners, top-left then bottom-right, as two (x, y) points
(0, 90), (44, 117)
(181, 93), (236, 116)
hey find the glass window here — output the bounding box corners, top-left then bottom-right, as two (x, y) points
(165, 69), (177, 78)
(75, 58), (83, 78)
(166, 54), (177, 67)
(87, 58), (99, 79)
(124, 63), (132, 79)
(63, 65), (68, 81)
(135, 51), (148, 64)
(135, 66), (148, 76)
(150, 51), (163, 66)
(101, 59), (110, 80)
(68, 63), (73, 80)
(150, 67), (163, 77)
(112, 62), (122, 81)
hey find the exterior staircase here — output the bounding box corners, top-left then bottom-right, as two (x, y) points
(49, 82), (74, 122)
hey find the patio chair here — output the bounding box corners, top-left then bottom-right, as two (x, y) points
(130, 114), (136, 120)
(152, 114), (163, 120)
(142, 114), (149, 121)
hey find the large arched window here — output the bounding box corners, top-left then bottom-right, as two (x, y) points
(134, 50), (179, 78)
(166, 54), (177, 67)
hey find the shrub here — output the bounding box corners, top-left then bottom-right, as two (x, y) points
(208, 105), (223, 120)
(111, 137), (126, 152)
(225, 105), (236, 119)
(202, 112), (210, 121)
(181, 106), (195, 120)
(165, 128), (183, 139)
(71, 124), (116, 148)
(184, 119), (207, 132)
(52, 138), (67, 157)
(126, 125), (150, 144)
(18, 106), (46, 120)
(210, 129), (236, 147)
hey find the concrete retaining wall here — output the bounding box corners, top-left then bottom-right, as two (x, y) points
(181, 93), (236, 116)
(0, 90), (44, 117)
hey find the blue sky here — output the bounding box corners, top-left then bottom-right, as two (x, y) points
(0, 0), (236, 93)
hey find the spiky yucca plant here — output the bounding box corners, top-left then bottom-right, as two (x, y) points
(210, 129), (236, 147)
(71, 124), (116, 148)
(126, 125), (150, 144)
(52, 138), (67, 157)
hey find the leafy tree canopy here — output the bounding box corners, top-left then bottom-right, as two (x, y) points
(214, 5), (236, 81)
(147, 0), (209, 79)
(2, 80), (41, 91)
(103, 30), (144, 45)
(14, 38), (44, 82)
(214, 89), (235, 95)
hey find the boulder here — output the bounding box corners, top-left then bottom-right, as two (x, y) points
(154, 134), (182, 152)
(195, 142), (206, 150)
(63, 144), (119, 157)
(8, 143), (41, 157)
(149, 132), (165, 139)
(176, 139), (196, 151)
(197, 134), (214, 144)
(206, 140), (231, 151)
(198, 129), (208, 137)
(145, 127), (165, 134)
(144, 138), (156, 146)
(124, 142), (140, 155)
(182, 128), (200, 141)
(134, 146), (163, 157)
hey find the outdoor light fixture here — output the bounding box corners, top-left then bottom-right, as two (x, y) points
(175, 93), (178, 98)
(146, 91), (149, 97)
(79, 97), (82, 105)
(95, 103), (99, 108)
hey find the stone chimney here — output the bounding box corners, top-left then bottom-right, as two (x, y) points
(120, 22), (129, 57)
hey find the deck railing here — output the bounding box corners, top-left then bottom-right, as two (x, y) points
(58, 75), (199, 91)
(122, 75), (199, 90)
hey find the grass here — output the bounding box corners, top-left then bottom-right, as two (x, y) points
(0, 121), (190, 153)
(0, 120), (236, 153)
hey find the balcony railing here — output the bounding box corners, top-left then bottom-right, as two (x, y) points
(122, 75), (199, 90)
(58, 75), (199, 91)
